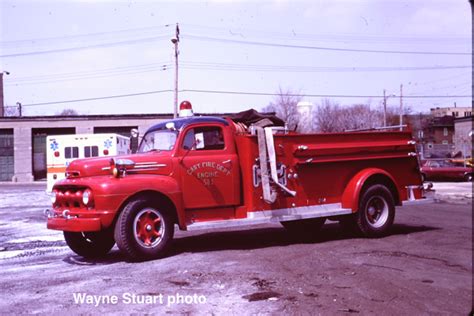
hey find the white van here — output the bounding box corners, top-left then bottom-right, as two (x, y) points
(46, 133), (130, 192)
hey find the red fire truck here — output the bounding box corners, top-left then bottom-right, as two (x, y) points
(46, 102), (431, 260)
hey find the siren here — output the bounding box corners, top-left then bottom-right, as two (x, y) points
(179, 100), (194, 117)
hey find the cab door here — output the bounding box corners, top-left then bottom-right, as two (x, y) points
(179, 124), (240, 209)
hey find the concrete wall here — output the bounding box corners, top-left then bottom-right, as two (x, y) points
(454, 117), (473, 158)
(12, 127), (34, 182)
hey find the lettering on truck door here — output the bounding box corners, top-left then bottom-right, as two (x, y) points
(179, 125), (240, 209)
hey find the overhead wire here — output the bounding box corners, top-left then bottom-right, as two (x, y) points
(181, 89), (470, 98)
(180, 23), (470, 44)
(0, 35), (170, 58)
(21, 90), (174, 107)
(20, 89), (470, 108)
(0, 24), (173, 46)
(183, 34), (471, 55)
(6, 62), (172, 85)
(180, 61), (470, 72)
(5, 61), (468, 86)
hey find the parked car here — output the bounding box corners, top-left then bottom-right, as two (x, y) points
(421, 160), (473, 182)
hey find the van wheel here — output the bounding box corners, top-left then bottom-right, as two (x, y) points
(281, 218), (326, 237)
(114, 198), (174, 261)
(355, 184), (395, 238)
(64, 228), (115, 258)
(464, 174), (473, 182)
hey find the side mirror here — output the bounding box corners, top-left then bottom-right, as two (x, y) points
(130, 129), (140, 153)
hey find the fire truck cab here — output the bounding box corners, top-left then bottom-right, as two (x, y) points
(46, 102), (431, 261)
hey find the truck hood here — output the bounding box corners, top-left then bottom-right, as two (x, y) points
(65, 152), (173, 179)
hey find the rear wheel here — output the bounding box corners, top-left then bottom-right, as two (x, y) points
(281, 218), (326, 238)
(64, 228), (115, 258)
(354, 184), (395, 237)
(464, 174), (473, 182)
(114, 198), (174, 261)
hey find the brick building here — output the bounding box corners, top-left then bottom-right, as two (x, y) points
(0, 114), (171, 182)
(454, 116), (473, 158)
(430, 106), (472, 118)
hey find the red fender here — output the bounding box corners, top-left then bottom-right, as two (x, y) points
(341, 168), (399, 212)
(106, 175), (185, 229)
(87, 175), (184, 229)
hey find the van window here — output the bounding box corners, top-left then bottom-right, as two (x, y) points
(84, 146), (99, 157)
(65, 147), (79, 159)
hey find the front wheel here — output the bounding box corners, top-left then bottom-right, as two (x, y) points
(354, 184), (395, 238)
(114, 199), (174, 261)
(64, 228), (115, 258)
(464, 174), (473, 182)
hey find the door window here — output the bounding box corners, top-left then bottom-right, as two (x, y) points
(182, 126), (224, 151)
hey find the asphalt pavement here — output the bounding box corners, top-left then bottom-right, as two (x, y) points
(0, 182), (472, 314)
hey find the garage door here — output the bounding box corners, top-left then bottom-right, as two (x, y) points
(0, 129), (14, 181)
(32, 128), (75, 180)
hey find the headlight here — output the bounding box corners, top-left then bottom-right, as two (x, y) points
(82, 189), (92, 206)
(50, 190), (57, 204)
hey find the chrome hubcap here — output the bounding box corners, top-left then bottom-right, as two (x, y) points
(133, 208), (164, 248)
(365, 196), (389, 228)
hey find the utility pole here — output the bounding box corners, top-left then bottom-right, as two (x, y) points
(399, 84), (403, 131)
(383, 89), (387, 127)
(171, 23), (180, 118)
(16, 102), (22, 117)
(0, 71), (10, 117)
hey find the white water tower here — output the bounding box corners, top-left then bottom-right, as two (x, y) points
(297, 101), (313, 133)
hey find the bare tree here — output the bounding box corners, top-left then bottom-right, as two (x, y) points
(3, 105), (19, 117)
(313, 98), (343, 132)
(384, 105), (412, 127)
(261, 87), (302, 130)
(57, 108), (79, 116)
(314, 99), (390, 132)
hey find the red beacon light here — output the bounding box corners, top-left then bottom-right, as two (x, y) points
(179, 100), (194, 117)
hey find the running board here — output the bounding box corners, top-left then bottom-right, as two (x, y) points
(186, 203), (353, 231)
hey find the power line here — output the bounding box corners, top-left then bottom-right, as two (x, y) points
(411, 71), (472, 86)
(180, 23), (470, 43)
(181, 89), (470, 98)
(0, 24), (172, 46)
(5, 61), (468, 86)
(0, 35), (169, 58)
(21, 90), (173, 107)
(180, 61), (470, 72)
(22, 88), (469, 107)
(6, 62), (171, 85)
(183, 34), (471, 56)
(407, 81), (472, 96)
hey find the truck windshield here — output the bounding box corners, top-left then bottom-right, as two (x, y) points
(138, 130), (178, 153)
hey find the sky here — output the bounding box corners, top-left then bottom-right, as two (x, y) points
(0, 0), (472, 116)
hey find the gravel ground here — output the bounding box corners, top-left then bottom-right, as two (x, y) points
(0, 182), (472, 314)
